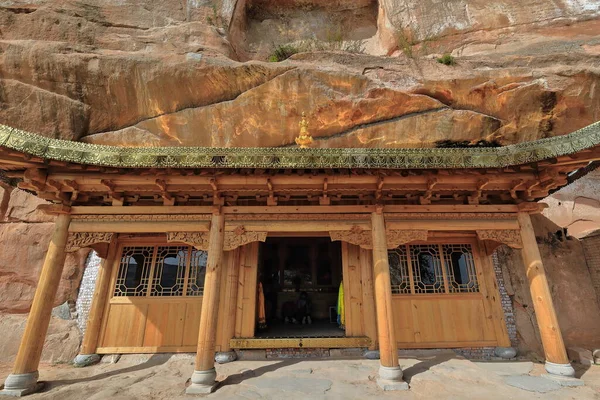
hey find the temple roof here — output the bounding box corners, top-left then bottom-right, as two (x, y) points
(1, 122), (600, 170)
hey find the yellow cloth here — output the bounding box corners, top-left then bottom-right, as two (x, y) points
(257, 282), (267, 329)
(337, 282), (345, 328)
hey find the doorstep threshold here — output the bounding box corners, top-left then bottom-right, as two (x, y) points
(230, 336), (371, 349)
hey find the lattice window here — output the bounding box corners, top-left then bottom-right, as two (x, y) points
(443, 244), (479, 293)
(114, 246), (153, 297)
(113, 245), (208, 297)
(410, 244), (445, 294)
(151, 246), (188, 296)
(187, 249), (208, 296)
(387, 242), (480, 295)
(389, 246), (411, 294)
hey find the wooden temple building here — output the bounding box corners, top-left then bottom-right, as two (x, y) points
(0, 119), (599, 395)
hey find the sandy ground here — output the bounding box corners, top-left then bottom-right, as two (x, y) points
(1, 354), (599, 400)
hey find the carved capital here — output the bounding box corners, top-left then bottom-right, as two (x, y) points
(66, 232), (114, 257)
(477, 229), (524, 255)
(224, 226), (267, 251)
(329, 226), (428, 249)
(167, 232), (210, 250)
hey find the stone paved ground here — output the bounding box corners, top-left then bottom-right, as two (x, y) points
(1, 353), (598, 400)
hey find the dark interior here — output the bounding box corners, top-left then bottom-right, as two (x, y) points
(257, 237), (345, 337)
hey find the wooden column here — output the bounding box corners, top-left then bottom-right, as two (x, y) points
(2, 213), (71, 396)
(78, 237), (118, 357)
(371, 211), (406, 389)
(518, 212), (574, 376)
(187, 212), (225, 394)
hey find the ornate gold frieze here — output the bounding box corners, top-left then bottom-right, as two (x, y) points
(477, 229), (523, 255)
(66, 232), (114, 256)
(167, 232), (210, 250)
(329, 226), (428, 249)
(224, 226), (267, 251)
(1, 121), (599, 169)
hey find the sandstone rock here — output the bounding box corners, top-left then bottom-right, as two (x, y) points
(3, 188), (54, 223)
(0, 314), (81, 364)
(0, 1), (598, 147)
(0, 223), (89, 313)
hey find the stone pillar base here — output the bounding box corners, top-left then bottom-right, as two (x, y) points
(377, 365), (408, 391)
(215, 351), (237, 364)
(544, 361), (575, 377)
(73, 354), (101, 367)
(0, 372), (44, 397)
(494, 347), (517, 359)
(186, 369), (218, 395)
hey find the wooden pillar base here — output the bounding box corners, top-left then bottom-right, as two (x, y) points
(186, 369), (219, 394)
(0, 372), (44, 397)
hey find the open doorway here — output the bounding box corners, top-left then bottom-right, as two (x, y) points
(257, 237), (344, 338)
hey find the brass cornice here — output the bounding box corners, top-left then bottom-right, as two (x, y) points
(1, 121), (599, 169)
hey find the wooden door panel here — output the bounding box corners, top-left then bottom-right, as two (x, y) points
(143, 302), (187, 347)
(100, 303), (147, 348)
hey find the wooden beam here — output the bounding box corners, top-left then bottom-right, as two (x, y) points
(68, 204), (523, 216)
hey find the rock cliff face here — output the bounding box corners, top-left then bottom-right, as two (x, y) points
(0, 0), (598, 147)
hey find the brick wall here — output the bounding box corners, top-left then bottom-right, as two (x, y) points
(582, 234), (600, 306)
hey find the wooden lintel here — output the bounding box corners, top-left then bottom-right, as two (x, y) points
(224, 221), (371, 232)
(68, 204), (524, 215)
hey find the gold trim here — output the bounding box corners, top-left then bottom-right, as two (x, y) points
(230, 337), (371, 349)
(1, 121), (599, 169)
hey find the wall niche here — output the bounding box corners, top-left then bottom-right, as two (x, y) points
(231, 0), (379, 61)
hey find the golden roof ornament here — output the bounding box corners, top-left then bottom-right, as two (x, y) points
(295, 112), (313, 149)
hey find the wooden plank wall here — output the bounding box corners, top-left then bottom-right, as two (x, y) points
(234, 242), (259, 338)
(340, 243), (378, 348)
(97, 245), (246, 354)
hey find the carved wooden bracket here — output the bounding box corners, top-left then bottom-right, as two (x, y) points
(224, 226), (267, 251)
(167, 232), (210, 250)
(386, 230), (429, 249)
(66, 232), (114, 258)
(329, 226), (428, 250)
(167, 227), (267, 252)
(477, 229), (524, 255)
